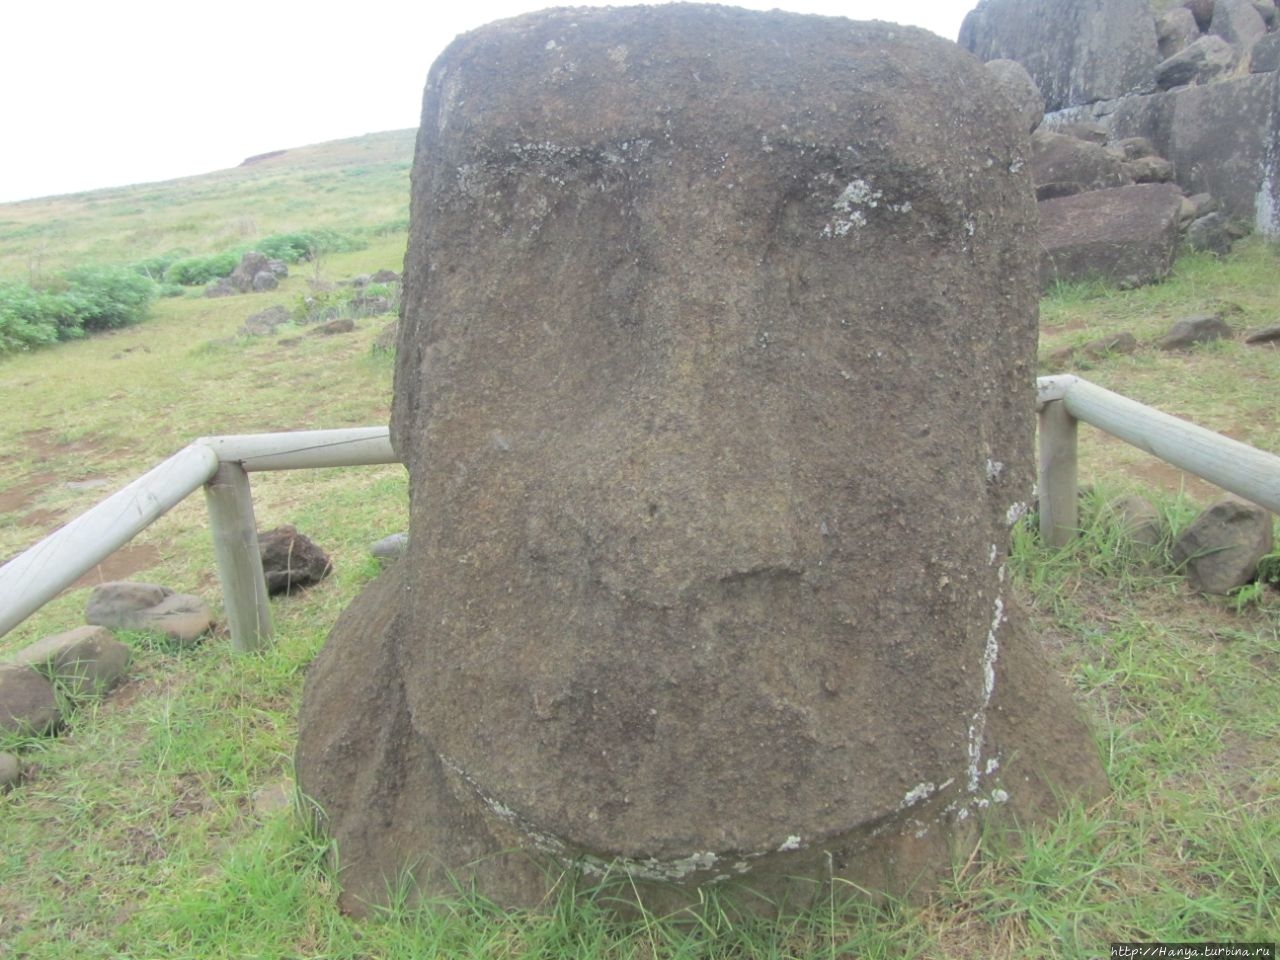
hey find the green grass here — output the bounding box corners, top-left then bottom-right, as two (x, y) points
(2, 143), (1279, 957)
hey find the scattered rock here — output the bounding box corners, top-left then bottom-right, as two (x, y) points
(251, 271), (278, 292)
(267, 259), (289, 279)
(1172, 498), (1274, 594)
(1186, 193), (1219, 218)
(1103, 494), (1165, 553)
(1186, 211), (1247, 253)
(351, 296), (391, 317)
(1155, 34), (1238, 89)
(1113, 136), (1158, 160)
(240, 305), (292, 337)
(370, 532), (408, 561)
(1157, 6), (1203, 60)
(85, 581), (213, 645)
(1157, 314), (1234, 348)
(1049, 331), (1140, 367)
(0, 752), (19, 792)
(259, 525), (331, 595)
(0, 664), (59, 736)
(985, 58), (1046, 132)
(251, 780), (294, 819)
(370, 269), (401, 283)
(1039, 182), (1186, 289)
(1032, 130), (1131, 199)
(1244, 323), (1280, 343)
(309, 318), (356, 336)
(204, 278), (238, 299)
(229, 252), (272, 293)
(11, 625), (131, 700)
(1249, 32), (1280, 72)
(372, 319), (398, 353)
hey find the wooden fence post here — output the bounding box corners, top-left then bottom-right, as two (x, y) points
(204, 461), (272, 653)
(1038, 398), (1079, 548)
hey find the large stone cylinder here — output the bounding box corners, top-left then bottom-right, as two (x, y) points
(297, 4), (1107, 915)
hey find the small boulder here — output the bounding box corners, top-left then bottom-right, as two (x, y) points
(1186, 193), (1219, 218)
(370, 269), (401, 283)
(370, 532), (408, 561)
(1156, 34), (1238, 88)
(1209, 0), (1267, 56)
(12, 625), (131, 700)
(267, 259), (289, 279)
(1186, 0), (1216, 32)
(1172, 498), (1274, 594)
(1032, 130), (1131, 200)
(1114, 137), (1158, 160)
(0, 664), (59, 735)
(1250, 32), (1280, 72)
(1103, 494), (1166, 554)
(240, 305), (292, 337)
(85, 581), (213, 645)
(985, 58), (1045, 133)
(204, 278), (238, 299)
(229, 252), (272, 293)
(372, 319), (398, 353)
(1244, 323), (1280, 344)
(251, 271), (278, 292)
(309, 318), (356, 336)
(1039, 183), (1186, 289)
(259, 525), (331, 595)
(1157, 314), (1234, 348)
(0, 751), (19, 792)
(1124, 155), (1175, 183)
(1158, 6), (1203, 60)
(1187, 212), (1247, 254)
(1051, 331), (1140, 367)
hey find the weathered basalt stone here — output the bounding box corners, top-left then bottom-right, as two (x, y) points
(1173, 498), (1274, 594)
(1031, 130), (1132, 199)
(12, 625), (131, 700)
(1157, 313), (1234, 347)
(1250, 32), (1280, 72)
(960, 0), (1158, 111)
(985, 58), (1046, 132)
(1156, 34), (1238, 89)
(259, 525), (331, 595)
(0, 664), (59, 735)
(1158, 6), (1203, 61)
(85, 582), (213, 645)
(1038, 182), (1187, 289)
(1186, 210), (1248, 252)
(1209, 0), (1267, 58)
(0, 751), (19, 792)
(297, 5), (1108, 916)
(1244, 323), (1280, 343)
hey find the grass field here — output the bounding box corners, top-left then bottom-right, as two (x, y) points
(0, 140), (1277, 958)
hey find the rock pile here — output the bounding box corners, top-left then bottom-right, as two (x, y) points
(962, 0), (1280, 242)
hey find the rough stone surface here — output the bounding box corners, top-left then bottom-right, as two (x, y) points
(309, 318), (356, 336)
(229, 252), (272, 293)
(240, 304), (292, 337)
(12, 625), (131, 700)
(1103, 494), (1165, 553)
(204, 278), (238, 298)
(1158, 6), (1204, 60)
(985, 58), (1046, 132)
(85, 581), (212, 645)
(1158, 314), (1234, 347)
(1208, 0), (1267, 57)
(1244, 322), (1280, 343)
(370, 269), (401, 283)
(251, 270), (279, 292)
(0, 664), (59, 735)
(1187, 210), (1247, 252)
(0, 751), (19, 792)
(369, 532), (408, 561)
(1156, 35), (1238, 89)
(259, 525), (331, 595)
(1031, 130), (1131, 199)
(1250, 31), (1280, 71)
(1114, 136), (1158, 160)
(1123, 155), (1175, 183)
(1038, 183), (1187, 289)
(297, 6), (1108, 916)
(1173, 499), (1274, 594)
(959, 0), (1158, 111)
(1187, 0), (1217, 32)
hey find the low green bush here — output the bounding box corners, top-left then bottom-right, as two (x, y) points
(0, 266), (156, 355)
(59, 265), (157, 332)
(250, 229), (366, 263)
(163, 252), (238, 286)
(0, 281), (62, 353)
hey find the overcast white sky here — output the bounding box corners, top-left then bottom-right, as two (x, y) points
(0, 0), (976, 204)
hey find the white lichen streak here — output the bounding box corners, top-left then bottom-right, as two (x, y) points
(1006, 501), (1028, 526)
(965, 594), (1004, 794)
(777, 835), (803, 852)
(820, 177), (910, 238)
(899, 782), (936, 810)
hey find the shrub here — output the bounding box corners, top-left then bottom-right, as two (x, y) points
(252, 229), (367, 263)
(131, 251), (186, 281)
(60, 265), (157, 332)
(0, 282), (62, 354)
(164, 252), (239, 286)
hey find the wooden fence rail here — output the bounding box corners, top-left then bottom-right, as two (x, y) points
(0, 379), (1275, 652)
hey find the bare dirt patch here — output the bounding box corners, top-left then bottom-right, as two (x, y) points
(69, 542), (164, 589)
